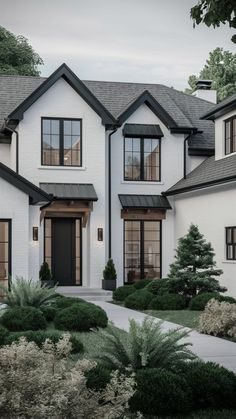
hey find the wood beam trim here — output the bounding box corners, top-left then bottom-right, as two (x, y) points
(121, 209), (166, 220)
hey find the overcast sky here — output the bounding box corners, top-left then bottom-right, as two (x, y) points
(0, 0), (235, 90)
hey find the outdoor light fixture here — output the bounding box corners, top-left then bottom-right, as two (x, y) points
(33, 227), (39, 241)
(97, 228), (103, 241)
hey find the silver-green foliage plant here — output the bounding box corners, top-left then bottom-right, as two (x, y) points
(95, 318), (196, 371)
(0, 334), (135, 419)
(198, 298), (236, 338)
(0, 277), (58, 309)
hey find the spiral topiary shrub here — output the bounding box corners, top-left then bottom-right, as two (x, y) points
(148, 294), (188, 310)
(54, 302), (108, 331)
(124, 289), (154, 310)
(1, 306), (47, 331)
(113, 285), (135, 301)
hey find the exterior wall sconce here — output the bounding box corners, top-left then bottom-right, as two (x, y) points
(33, 226), (39, 241)
(97, 228), (103, 241)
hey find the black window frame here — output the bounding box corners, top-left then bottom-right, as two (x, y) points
(225, 115), (236, 155)
(123, 219), (162, 283)
(41, 117), (82, 167)
(226, 226), (236, 261)
(0, 219), (11, 289)
(123, 136), (161, 182)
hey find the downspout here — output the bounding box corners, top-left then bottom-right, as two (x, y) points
(183, 131), (194, 179)
(4, 120), (19, 174)
(108, 127), (118, 259)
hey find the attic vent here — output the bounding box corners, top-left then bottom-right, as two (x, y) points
(196, 80), (213, 90)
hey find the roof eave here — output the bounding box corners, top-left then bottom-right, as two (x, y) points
(164, 175), (236, 196)
(201, 102), (236, 121)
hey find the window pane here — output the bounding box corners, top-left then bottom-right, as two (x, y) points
(64, 149), (72, 165)
(144, 138), (152, 152)
(51, 150), (60, 165)
(64, 120), (71, 135)
(43, 135), (51, 148)
(45, 238), (51, 258)
(125, 138), (133, 151)
(0, 221), (9, 284)
(51, 120), (59, 134)
(45, 219), (51, 237)
(133, 138), (140, 152)
(43, 119), (51, 134)
(227, 245), (234, 259)
(233, 228), (236, 244)
(72, 136), (80, 151)
(225, 121), (231, 139)
(0, 222), (8, 242)
(226, 228), (232, 244)
(72, 121), (81, 135)
(64, 135), (71, 150)
(72, 150), (80, 166)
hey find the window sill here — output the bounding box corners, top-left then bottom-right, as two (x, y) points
(121, 181), (164, 185)
(38, 166), (86, 171)
(222, 260), (236, 264)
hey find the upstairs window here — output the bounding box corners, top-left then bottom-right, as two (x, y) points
(225, 116), (236, 155)
(42, 118), (82, 166)
(124, 137), (160, 181)
(226, 227), (236, 260)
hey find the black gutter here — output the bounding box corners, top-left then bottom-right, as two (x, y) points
(4, 121), (19, 173)
(164, 175), (236, 197)
(108, 127), (118, 258)
(183, 131), (195, 179)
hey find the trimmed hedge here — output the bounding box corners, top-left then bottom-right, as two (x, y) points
(182, 361), (236, 410)
(130, 368), (191, 416)
(40, 306), (57, 321)
(124, 289), (154, 310)
(0, 325), (9, 345)
(145, 278), (170, 295)
(133, 279), (153, 290)
(4, 330), (84, 354)
(85, 364), (111, 390)
(189, 293), (236, 311)
(1, 306), (47, 331)
(54, 302), (108, 331)
(148, 294), (188, 310)
(54, 295), (85, 310)
(113, 285), (135, 301)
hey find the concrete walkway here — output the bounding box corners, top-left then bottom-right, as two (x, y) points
(93, 301), (236, 373)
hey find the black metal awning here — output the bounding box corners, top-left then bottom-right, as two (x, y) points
(118, 194), (171, 209)
(40, 183), (98, 201)
(122, 123), (164, 138)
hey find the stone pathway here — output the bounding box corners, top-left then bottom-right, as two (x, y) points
(93, 301), (236, 373)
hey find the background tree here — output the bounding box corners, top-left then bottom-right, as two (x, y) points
(185, 47), (236, 102)
(0, 26), (43, 76)
(190, 0), (236, 43)
(168, 224), (225, 298)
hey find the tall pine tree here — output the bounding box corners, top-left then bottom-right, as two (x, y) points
(168, 224), (226, 298)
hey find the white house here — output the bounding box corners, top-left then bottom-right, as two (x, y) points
(0, 64), (235, 295)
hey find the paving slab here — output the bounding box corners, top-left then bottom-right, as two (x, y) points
(93, 301), (236, 373)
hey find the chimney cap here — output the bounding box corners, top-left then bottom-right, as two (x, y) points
(196, 80), (213, 90)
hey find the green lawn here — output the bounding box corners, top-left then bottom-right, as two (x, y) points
(145, 310), (201, 329)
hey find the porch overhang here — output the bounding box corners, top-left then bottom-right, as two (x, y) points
(40, 183), (98, 201)
(40, 200), (93, 227)
(119, 194), (171, 220)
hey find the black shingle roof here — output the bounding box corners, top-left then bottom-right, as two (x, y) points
(119, 194), (171, 209)
(0, 73), (215, 152)
(40, 183), (98, 201)
(201, 92), (236, 121)
(165, 154), (236, 195)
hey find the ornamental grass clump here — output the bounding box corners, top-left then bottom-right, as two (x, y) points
(94, 317), (196, 371)
(198, 298), (236, 338)
(0, 335), (135, 418)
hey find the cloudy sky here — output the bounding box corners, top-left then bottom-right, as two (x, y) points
(0, 0), (235, 90)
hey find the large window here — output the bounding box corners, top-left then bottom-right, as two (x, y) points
(0, 220), (11, 286)
(42, 118), (82, 166)
(225, 116), (236, 155)
(124, 137), (160, 181)
(124, 220), (161, 282)
(226, 227), (236, 260)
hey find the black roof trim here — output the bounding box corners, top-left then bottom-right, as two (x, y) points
(8, 63), (116, 126)
(0, 163), (52, 204)
(119, 194), (172, 209)
(123, 123), (164, 138)
(40, 182), (98, 201)
(170, 127), (198, 134)
(188, 147), (215, 156)
(117, 90), (178, 128)
(164, 175), (236, 196)
(201, 94), (236, 121)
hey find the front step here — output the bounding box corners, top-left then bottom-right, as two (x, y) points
(57, 287), (113, 302)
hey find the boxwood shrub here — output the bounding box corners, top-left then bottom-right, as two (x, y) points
(1, 306), (47, 331)
(0, 325), (9, 345)
(54, 302), (108, 331)
(182, 361), (236, 410)
(54, 295), (85, 310)
(189, 293), (236, 311)
(113, 285), (135, 301)
(133, 279), (153, 290)
(145, 278), (170, 295)
(124, 289), (154, 310)
(85, 364), (111, 390)
(129, 368), (191, 416)
(5, 330), (84, 354)
(40, 306), (57, 321)
(148, 294), (188, 310)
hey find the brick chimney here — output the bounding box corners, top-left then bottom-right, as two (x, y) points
(194, 80), (217, 104)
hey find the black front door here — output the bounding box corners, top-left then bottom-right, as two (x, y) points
(52, 218), (75, 286)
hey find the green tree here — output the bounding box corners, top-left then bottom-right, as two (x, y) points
(190, 0), (236, 43)
(185, 48), (236, 102)
(0, 26), (43, 76)
(168, 224), (225, 298)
